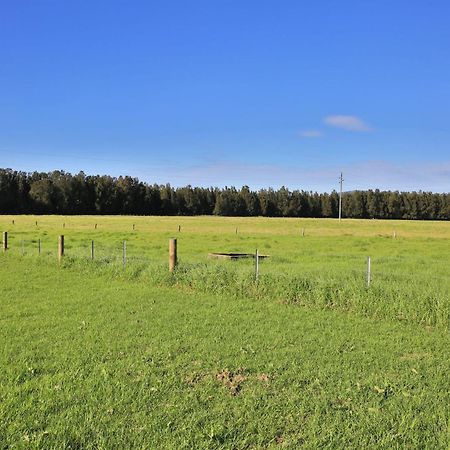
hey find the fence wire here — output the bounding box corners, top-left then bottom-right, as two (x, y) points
(3, 236), (450, 288)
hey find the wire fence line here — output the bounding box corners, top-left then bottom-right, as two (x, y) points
(7, 240), (153, 265)
(2, 233), (450, 288)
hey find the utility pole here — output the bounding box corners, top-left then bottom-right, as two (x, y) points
(338, 172), (344, 222)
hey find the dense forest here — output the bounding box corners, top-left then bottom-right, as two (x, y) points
(0, 168), (449, 219)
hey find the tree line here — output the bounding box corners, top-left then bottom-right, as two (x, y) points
(0, 168), (449, 219)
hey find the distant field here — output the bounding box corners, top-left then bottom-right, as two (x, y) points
(1, 215), (449, 327)
(1, 216), (449, 448)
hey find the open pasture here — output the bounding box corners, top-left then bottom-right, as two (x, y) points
(1, 216), (449, 448)
(1, 215), (449, 328)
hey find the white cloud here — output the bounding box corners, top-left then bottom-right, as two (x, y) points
(323, 115), (371, 132)
(298, 130), (323, 138)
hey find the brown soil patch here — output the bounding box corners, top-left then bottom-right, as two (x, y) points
(257, 373), (270, 383)
(216, 368), (247, 395)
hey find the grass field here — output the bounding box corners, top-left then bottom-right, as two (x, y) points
(1, 215), (449, 328)
(1, 215), (449, 448)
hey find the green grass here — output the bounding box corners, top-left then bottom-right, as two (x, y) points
(0, 256), (449, 449)
(1, 215), (449, 328)
(1, 216), (449, 448)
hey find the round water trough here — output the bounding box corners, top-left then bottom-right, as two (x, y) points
(208, 252), (269, 260)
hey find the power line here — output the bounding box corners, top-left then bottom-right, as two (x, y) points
(338, 172), (344, 222)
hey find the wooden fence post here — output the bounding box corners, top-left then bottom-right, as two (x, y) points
(2, 232), (7, 252)
(58, 235), (64, 263)
(38, 239), (41, 255)
(91, 240), (95, 260)
(169, 238), (177, 272)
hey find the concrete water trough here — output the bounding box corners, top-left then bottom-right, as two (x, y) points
(208, 252), (269, 260)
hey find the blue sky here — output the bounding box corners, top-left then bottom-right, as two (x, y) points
(1, 0), (449, 192)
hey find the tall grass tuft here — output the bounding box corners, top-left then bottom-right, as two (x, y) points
(5, 251), (449, 329)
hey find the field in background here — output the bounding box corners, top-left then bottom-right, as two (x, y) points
(1, 215), (449, 328)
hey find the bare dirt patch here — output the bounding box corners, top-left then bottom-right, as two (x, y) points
(215, 368), (247, 395)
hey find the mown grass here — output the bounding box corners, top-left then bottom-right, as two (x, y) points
(1, 256), (449, 449)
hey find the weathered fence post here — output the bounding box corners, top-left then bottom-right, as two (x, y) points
(178, 225), (181, 233)
(367, 256), (371, 287)
(38, 239), (41, 255)
(255, 249), (259, 282)
(169, 238), (177, 272)
(132, 224), (135, 231)
(301, 228), (305, 237)
(95, 223), (97, 230)
(123, 241), (127, 269)
(91, 240), (95, 260)
(235, 227), (238, 234)
(58, 235), (64, 263)
(393, 230), (396, 239)
(2, 232), (7, 252)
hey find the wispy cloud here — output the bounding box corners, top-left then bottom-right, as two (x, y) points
(298, 130), (323, 138)
(323, 115), (371, 132)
